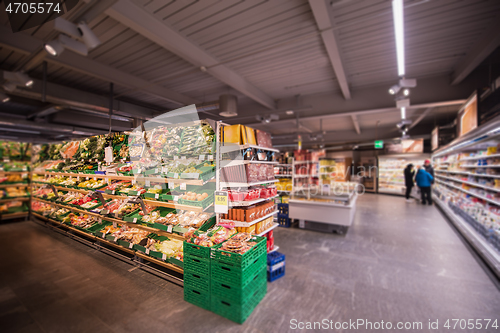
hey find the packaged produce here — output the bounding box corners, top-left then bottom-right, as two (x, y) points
(256, 130), (273, 148)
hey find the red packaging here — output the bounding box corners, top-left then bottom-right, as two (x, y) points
(246, 164), (259, 183)
(256, 130), (273, 148)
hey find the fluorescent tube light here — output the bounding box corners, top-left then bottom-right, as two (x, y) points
(392, 0), (405, 77)
(401, 106), (406, 119)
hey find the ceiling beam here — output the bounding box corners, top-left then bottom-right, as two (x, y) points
(0, 26), (197, 106)
(309, 0), (351, 99)
(105, 0), (275, 110)
(351, 115), (361, 134)
(409, 107), (434, 130)
(451, 14), (500, 85)
(243, 99), (465, 129)
(5, 77), (158, 120)
(27, 105), (63, 119)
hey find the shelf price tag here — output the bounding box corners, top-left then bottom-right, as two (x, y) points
(155, 193), (159, 199)
(145, 180), (151, 187)
(162, 253), (167, 261)
(208, 155), (213, 161)
(167, 225), (173, 233)
(145, 248), (150, 255)
(113, 237), (118, 242)
(133, 218), (137, 223)
(180, 183), (186, 191)
(199, 155), (205, 160)
(214, 191), (228, 214)
(168, 182), (174, 189)
(129, 243), (134, 249)
(173, 196), (179, 202)
(174, 173), (179, 179)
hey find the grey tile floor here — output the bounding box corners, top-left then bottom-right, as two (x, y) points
(1, 194), (499, 333)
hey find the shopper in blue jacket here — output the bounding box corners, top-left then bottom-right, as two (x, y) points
(415, 166), (434, 205)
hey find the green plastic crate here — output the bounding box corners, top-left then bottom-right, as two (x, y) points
(211, 254), (266, 289)
(123, 209), (143, 223)
(210, 236), (267, 269)
(183, 271), (210, 292)
(184, 241), (213, 259)
(211, 268), (266, 304)
(184, 254), (211, 277)
(184, 285), (211, 311)
(168, 257), (184, 268)
(211, 281), (267, 324)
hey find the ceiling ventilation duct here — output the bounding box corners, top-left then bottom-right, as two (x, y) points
(219, 94), (238, 117)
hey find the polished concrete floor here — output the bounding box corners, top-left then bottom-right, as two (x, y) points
(1, 194), (499, 333)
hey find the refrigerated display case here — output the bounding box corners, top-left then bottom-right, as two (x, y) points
(432, 115), (500, 279)
(378, 154), (430, 195)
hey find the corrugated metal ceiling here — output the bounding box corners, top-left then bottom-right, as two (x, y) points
(1, 0), (498, 142)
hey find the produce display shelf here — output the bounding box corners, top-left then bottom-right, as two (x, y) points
(31, 184), (207, 213)
(0, 197), (30, 203)
(0, 183), (29, 188)
(32, 198), (186, 241)
(0, 211), (29, 220)
(0, 171), (30, 175)
(220, 160), (278, 167)
(435, 175), (500, 193)
(36, 172), (211, 186)
(435, 180), (500, 206)
(219, 210), (278, 227)
(460, 154), (500, 161)
(220, 179), (278, 188)
(219, 144), (280, 154)
(32, 212), (184, 277)
(256, 222), (279, 237)
(433, 196), (500, 279)
(135, 252), (183, 274)
(229, 195), (279, 207)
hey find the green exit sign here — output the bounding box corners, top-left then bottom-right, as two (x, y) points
(374, 140), (384, 149)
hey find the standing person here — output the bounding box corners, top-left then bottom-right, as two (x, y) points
(424, 159), (434, 204)
(415, 165), (434, 205)
(404, 164), (415, 202)
(424, 159), (434, 182)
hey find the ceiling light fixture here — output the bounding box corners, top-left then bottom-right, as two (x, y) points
(44, 39), (65, 56)
(392, 0), (405, 77)
(401, 106), (406, 119)
(45, 18), (101, 57)
(285, 110), (294, 115)
(388, 84), (400, 95)
(3, 71), (33, 87)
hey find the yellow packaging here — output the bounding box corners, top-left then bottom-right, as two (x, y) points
(241, 126), (257, 145)
(223, 124), (242, 144)
(248, 225), (255, 234)
(282, 195), (289, 204)
(487, 146), (497, 155)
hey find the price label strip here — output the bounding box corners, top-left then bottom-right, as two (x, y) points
(214, 191), (229, 214)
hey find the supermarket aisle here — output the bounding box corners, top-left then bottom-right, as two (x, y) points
(0, 194), (499, 333)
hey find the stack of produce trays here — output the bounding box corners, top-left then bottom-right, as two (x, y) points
(183, 225), (236, 311)
(210, 233), (268, 324)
